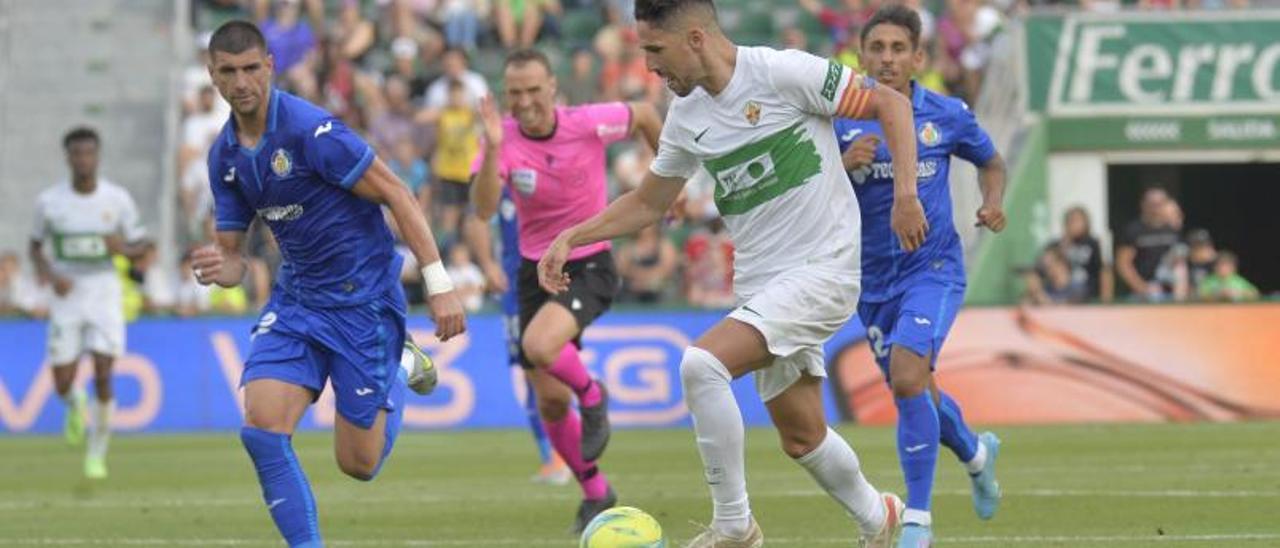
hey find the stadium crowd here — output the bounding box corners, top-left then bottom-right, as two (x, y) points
(0, 0), (1266, 319)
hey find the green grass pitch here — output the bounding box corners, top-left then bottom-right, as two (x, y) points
(2, 422), (1278, 546)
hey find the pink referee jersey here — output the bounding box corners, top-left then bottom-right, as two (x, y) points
(472, 102), (632, 261)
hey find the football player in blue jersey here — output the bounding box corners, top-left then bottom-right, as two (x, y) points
(191, 21), (465, 547)
(834, 6), (1007, 547)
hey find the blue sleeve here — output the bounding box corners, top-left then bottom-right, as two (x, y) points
(952, 102), (996, 167)
(833, 118), (855, 153)
(209, 153), (253, 232)
(303, 117), (375, 190)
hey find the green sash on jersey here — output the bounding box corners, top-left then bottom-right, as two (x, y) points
(53, 233), (110, 261)
(702, 122), (822, 216)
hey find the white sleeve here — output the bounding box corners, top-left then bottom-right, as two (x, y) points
(118, 190), (148, 242)
(766, 49), (876, 119)
(30, 194), (47, 241)
(649, 121), (700, 180)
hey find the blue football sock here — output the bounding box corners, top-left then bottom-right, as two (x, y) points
(524, 377), (554, 464)
(896, 392), (940, 517)
(937, 389), (979, 464)
(240, 427), (322, 547)
(368, 368), (408, 479)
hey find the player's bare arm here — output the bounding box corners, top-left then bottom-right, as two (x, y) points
(28, 238), (73, 296)
(192, 230), (249, 288)
(471, 94), (505, 220)
(103, 234), (154, 262)
(461, 214), (509, 293)
(351, 156), (466, 340)
(538, 171), (685, 294)
(625, 101), (663, 151)
(861, 84), (928, 252)
(975, 152), (1007, 233)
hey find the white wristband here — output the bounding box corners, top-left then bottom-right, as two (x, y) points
(421, 260), (455, 296)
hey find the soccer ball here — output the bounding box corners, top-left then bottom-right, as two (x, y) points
(579, 506), (666, 548)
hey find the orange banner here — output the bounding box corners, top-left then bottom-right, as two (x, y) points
(831, 304), (1280, 425)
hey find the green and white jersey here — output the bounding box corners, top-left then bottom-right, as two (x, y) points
(651, 46), (876, 295)
(31, 179), (146, 277)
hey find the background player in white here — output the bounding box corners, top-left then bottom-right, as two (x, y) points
(30, 127), (152, 479)
(539, 0), (928, 546)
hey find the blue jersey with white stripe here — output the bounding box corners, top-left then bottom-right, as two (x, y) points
(208, 89), (401, 308)
(834, 83), (996, 303)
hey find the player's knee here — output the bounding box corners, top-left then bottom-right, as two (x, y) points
(778, 426), (825, 459)
(890, 374), (929, 399)
(521, 337), (559, 368)
(679, 347), (731, 392)
(93, 377), (113, 400)
(336, 455), (378, 482)
(537, 395), (570, 421)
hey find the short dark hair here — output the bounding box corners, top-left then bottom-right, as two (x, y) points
(209, 20), (267, 56)
(63, 126), (100, 149)
(861, 5), (923, 50)
(635, 0), (718, 29)
(504, 48), (553, 74)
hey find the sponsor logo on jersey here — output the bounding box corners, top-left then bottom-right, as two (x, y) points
(744, 101), (762, 126)
(271, 148), (293, 177)
(511, 168), (537, 196)
(821, 60), (842, 101)
(850, 158), (941, 184)
(258, 204), (304, 222)
(919, 122), (941, 147)
(223, 166), (237, 184)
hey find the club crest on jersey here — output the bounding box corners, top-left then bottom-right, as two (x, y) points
(919, 122), (941, 147)
(744, 101), (762, 126)
(270, 148), (293, 177)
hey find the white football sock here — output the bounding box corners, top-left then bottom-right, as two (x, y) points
(680, 347), (751, 538)
(88, 399), (114, 459)
(964, 439), (988, 475)
(795, 427), (886, 535)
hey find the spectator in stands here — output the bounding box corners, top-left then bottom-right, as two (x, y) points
(333, 0), (377, 63)
(421, 79), (480, 245)
(779, 26), (810, 52)
(446, 243), (487, 312)
(799, 0), (874, 69)
(0, 251), (50, 318)
(1117, 188), (1180, 301)
(368, 74), (420, 156)
(1184, 228), (1217, 292)
(684, 219), (735, 309)
(936, 0), (1001, 101)
(0, 252), (18, 315)
(422, 48), (489, 109)
(261, 0), (320, 100)
(1023, 246), (1088, 305)
(178, 85), (224, 244)
(1044, 206), (1112, 302)
(597, 27), (663, 103)
(495, 0), (562, 48)
(616, 224), (678, 304)
(388, 137), (432, 213)
(1198, 251), (1260, 302)
(560, 47), (599, 106)
(441, 0), (484, 51)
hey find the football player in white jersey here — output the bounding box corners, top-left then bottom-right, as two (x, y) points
(29, 127), (152, 479)
(539, 1), (928, 546)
